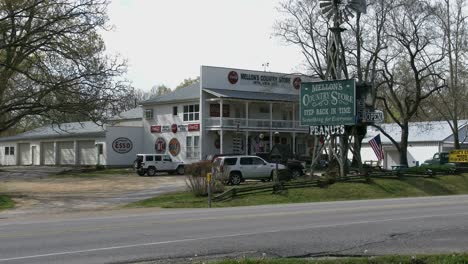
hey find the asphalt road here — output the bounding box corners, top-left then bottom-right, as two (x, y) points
(1, 195), (468, 263)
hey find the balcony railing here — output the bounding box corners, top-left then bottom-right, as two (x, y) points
(205, 118), (307, 130)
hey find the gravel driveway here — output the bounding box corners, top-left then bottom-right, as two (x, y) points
(0, 166), (186, 217)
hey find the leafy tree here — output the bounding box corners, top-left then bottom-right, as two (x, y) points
(175, 77), (199, 90)
(150, 84), (171, 97)
(0, 0), (133, 132)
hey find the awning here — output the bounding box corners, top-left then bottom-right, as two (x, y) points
(203, 88), (298, 102)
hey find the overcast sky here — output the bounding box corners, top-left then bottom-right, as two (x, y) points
(101, 0), (305, 91)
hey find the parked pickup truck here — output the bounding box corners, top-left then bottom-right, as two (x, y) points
(422, 150), (468, 172)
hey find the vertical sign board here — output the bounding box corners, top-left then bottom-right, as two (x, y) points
(300, 79), (356, 126)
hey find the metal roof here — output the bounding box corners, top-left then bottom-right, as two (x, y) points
(203, 88), (298, 102)
(140, 83), (200, 105)
(109, 107), (142, 120)
(364, 120), (468, 144)
(0, 121), (105, 142)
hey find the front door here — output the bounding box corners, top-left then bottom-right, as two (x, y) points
(251, 157), (271, 178)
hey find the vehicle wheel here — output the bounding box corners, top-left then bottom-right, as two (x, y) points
(147, 167), (157, 176)
(291, 169), (301, 179)
(176, 166), (185, 175)
(137, 170), (146, 176)
(229, 172), (242, 185)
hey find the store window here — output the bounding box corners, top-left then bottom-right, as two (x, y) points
(186, 136), (200, 159)
(144, 109), (153, 119)
(4, 146), (14, 155)
(183, 104), (199, 121)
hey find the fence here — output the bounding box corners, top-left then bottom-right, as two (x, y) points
(212, 169), (456, 202)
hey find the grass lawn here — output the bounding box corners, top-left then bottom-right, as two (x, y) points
(0, 195), (14, 211)
(51, 168), (134, 179)
(213, 254), (468, 264)
(127, 173), (468, 209)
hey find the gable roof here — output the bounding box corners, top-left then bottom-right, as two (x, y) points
(140, 82), (200, 105)
(109, 107), (142, 120)
(0, 121), (105, 142)
(365, 120), (468, 144)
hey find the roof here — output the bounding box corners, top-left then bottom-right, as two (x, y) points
(140, 82), (200, 105)
(203, 88), (298, 102)
(0, 121), (106, 142)
(443, 121), (468, 143)
(110, 107), (142, 120)
(364, 120), (468, 144)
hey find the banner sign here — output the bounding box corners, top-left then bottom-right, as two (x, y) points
(449, 150), (468, 163)
(300, 79), (356, 126)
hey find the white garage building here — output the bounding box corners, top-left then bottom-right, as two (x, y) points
(0, 108), (143, 167)
(361, 121), (468, 169)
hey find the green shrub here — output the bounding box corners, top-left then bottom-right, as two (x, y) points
(185, 161), (224, 197)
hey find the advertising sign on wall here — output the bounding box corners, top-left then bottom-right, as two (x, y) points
(300, 79), (356, 126)
(169, 138), (181, 156)
(112, 137), (133, 154)
(155, 137), (166, 154)
(151, 124), (200, 133)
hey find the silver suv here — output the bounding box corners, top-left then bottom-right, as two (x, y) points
(212, 155), (286, 185)
(134, 154), (185, 176)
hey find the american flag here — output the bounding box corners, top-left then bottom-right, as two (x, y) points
(369, 134), (384, 161)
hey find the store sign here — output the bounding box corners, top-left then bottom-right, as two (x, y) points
(309, 125), (345, 136)
(227, 70), (301, 89)
(155, 137), (166, 154)
(300, 79), (356, 126)
(112, 137), (133, 154)
(150, 125), (161, 133)
(152, 124), (200, 133)
(210, 104), (230, 117)
(169, 138), (181, 156)
(449, 150), (468, 163)
(363, 111), (384, 123)
(188, 123), (200, 131)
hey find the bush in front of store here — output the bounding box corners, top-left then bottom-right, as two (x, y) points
(186, 161), (224, 197)
(0, 195), (14, 211)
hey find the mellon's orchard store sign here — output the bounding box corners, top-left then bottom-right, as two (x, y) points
(300, 79), (356, 126)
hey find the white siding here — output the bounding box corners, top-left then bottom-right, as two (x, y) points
(78, 140), (97, 165)
(18, 143), (31, 165)
(142, 101), (201, 164)
(58, 141), (75, 165)
(105, 126), (143, 166)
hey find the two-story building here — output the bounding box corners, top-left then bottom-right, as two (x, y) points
(141, 66), (315, 164)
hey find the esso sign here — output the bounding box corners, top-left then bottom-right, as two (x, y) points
(112, 137), (133, 154)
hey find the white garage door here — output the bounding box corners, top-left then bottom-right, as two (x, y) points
(41, 142), (55, 165)
(78, 141), (97, 165)
(58, 142), (75, 165)
(19, 143), (31, 165)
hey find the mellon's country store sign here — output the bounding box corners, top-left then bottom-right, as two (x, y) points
(300, 79), (356, 126)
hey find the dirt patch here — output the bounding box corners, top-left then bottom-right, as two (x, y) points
(0, 168), (187, 217)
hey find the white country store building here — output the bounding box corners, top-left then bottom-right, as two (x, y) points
(140, 66), (315, 163)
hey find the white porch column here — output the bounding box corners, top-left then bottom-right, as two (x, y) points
(245, 101), (249, 127)
(245, 131), (249, 155)
(220, 99), (224, 154)
(293, 132), (296, 155)
(269, 102), (273, 128)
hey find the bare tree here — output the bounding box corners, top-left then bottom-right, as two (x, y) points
(0, 0), (133, 132)
(375, 0), (446, 166)
(427, 0), (468, 149)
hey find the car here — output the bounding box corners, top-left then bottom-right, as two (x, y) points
(212, 155), (287, 185)
(134, 154), (185, 176)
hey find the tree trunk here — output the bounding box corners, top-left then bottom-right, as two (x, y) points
(399, 123), (409, 166)
(453, 119), (460, 149)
